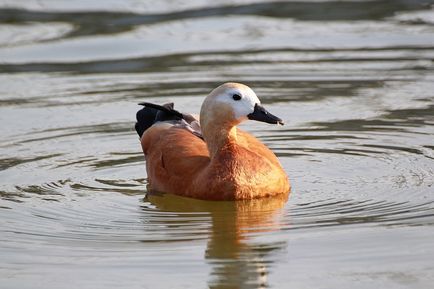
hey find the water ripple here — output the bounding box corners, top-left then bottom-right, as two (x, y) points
(1, 1), (434, 287)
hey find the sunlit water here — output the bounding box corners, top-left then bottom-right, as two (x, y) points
(1, 1), (434, 288)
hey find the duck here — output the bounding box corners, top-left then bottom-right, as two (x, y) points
(135, 82), (290, 200)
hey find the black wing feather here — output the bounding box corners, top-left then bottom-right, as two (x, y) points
(135, 102), (184, 137)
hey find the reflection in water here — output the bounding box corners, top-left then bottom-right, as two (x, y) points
(1, 0), (434, 288)
(146, 192), (289, 288)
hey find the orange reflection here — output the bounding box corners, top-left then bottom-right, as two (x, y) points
(146, 191), (289, 288)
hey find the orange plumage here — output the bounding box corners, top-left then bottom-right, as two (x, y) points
(137, 83), (290, 200)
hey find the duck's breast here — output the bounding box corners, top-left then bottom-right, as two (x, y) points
(193, 131), (290, 200)
(228, 143), (290, 200)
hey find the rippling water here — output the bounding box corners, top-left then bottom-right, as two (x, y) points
(1, 0), (434, 288)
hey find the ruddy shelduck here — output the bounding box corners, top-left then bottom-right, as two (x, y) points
(135, 82), (290, 200)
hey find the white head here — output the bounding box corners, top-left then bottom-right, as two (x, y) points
(200, 82), (283, 128)
(209, 83), (260, 121)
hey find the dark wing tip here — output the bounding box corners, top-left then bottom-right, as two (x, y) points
(138, 102), (183, 119)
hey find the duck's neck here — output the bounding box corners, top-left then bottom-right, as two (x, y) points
(202, 122), (238, 159)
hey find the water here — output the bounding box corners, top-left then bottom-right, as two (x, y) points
(1, 0), (434, 288)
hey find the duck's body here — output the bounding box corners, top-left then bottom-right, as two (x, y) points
(136, 83), (290, 200)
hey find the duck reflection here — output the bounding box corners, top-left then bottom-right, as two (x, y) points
(145, 192), (289, 289)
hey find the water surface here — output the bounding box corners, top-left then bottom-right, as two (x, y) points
(1, 0), (434, 288)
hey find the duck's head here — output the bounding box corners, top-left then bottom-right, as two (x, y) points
(200, 82), (284, 128)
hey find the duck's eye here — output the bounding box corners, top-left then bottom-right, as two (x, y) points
(232, 94), (242, 101)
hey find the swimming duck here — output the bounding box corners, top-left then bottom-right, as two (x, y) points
(135, 82), (290, 200)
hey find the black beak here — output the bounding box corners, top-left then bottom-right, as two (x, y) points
(247, 104), (284, 125)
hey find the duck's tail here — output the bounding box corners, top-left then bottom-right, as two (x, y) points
(135, 102), (183, 138)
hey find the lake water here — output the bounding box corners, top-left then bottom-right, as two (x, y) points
(1, 0), (434, 288)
